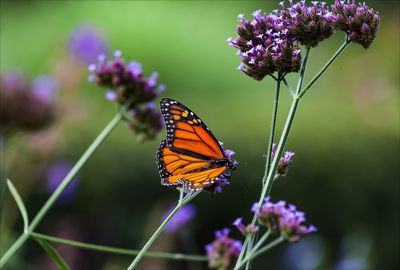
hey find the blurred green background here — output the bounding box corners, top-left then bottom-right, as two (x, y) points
(1, 1), (399, 269)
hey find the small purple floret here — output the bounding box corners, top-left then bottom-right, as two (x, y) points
(205, 228), (242, 270)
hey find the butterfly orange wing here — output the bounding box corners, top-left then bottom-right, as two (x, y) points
(156, 98), (231, 191)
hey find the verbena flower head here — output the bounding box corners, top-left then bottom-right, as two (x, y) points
(126, 102), (164, 142)
(88, 50), (166, 141)
(269, 143), (295, 176)
(88, 50), (166, 106)
(205, 228), (242, 270)
(280, 0), (335, 47)
(46, 161), (79, 205)
(331, 0), (380, 48)
(229, 9), (301, 80)
(68, 23), (108, 64)
(163, 203), (196, 233)
(233, 217), (259, 236)
(0, 70), (58, 133)
(203, 142), (237, 194)
(252, 197), (317, 242)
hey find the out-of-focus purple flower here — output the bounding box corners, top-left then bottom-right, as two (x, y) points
(68, 23), (108, 64)
(331, 0), (380, 49)
(251, 196), (317, 242)
(203, 142), (237, 194)
(46, 161), (79, 205)
(163, 203), (196, 233)
(0, 70), (57, 133)
(205, 228), (242, 270)
(31, 75), (59, 104)
(126, 102), (164, 142)
(280, 0), (335, 47)
(229, 9), (301, 80)
(233, 217), (259, 236)
(268, 143), (295, 176)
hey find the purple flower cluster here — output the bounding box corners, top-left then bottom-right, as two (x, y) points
(229, 1), (380, 80)
(332, 0), (380, 49)
(203, 142), (237, 194)
(163, 203), (196, 233)
(205, 228), (242, 270)
(228, 9), (301, 80)
(88, 51), (166, 140)
(233, 218), (259, 236)
(251, 196), (317, 242)
(0, 70), (58, 134)
(280, 0), (335, 47)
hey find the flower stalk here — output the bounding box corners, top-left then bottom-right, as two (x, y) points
(235, 46), (311, 270)
(235, 236), (285, 270)
(298, 39), (351, 99)
(0, 103), (130, 268)
(127, 190), (201, 269)
(30, 232), (207, 261)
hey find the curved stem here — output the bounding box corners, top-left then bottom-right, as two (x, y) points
(298, 39), (350, 99)
(127, 191), (201, 269)
(0, 105), (129, 268)
(236, 237), (285, 269)
(30, 232), (207, 261)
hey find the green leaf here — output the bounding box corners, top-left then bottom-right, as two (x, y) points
(34, 238), (70, 270)
(7, 179), (29, 233)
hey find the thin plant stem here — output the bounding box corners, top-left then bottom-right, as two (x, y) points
(0, 104), (130, 268)
(30, 232), (207, 261)
(250, 229), (271, 254)
(235, 46), (311, 270)
(235, 76), (282, 269)
(282, 78), (294, 97)
(258, 46), (310, 211)
(298, 39), (350, 99)
(236, 236), (285, 269)
(127, 191), (200, 269)
(264, 75), (282, 185)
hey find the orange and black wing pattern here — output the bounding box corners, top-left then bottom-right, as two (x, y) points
(156, 98), (234, 191)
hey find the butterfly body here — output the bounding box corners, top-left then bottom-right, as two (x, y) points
(157, 98), (235, 192)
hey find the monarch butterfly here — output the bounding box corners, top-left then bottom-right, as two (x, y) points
(156, 98), (236, 192)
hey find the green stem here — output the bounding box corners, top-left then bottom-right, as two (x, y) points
(235, 76), (282, 269)
(282, 78), (294, 97)
(264, 75), (281, 185)
(0, 105), (129, 268)
(259, 46), (310, 209)
(235, 237), (285, 269)
(250, 229), (271, 254)
(298, 39), (350, 99)
(236, 46), (311, 270)
(30, 232), (207, 261)
(127, 191), (200, 269)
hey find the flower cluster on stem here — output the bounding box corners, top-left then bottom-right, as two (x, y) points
(331, 0), (380, 49)
(251, 197), (316, 242)
(88, 50), (165, 141)
(205, 228), (243, 270)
